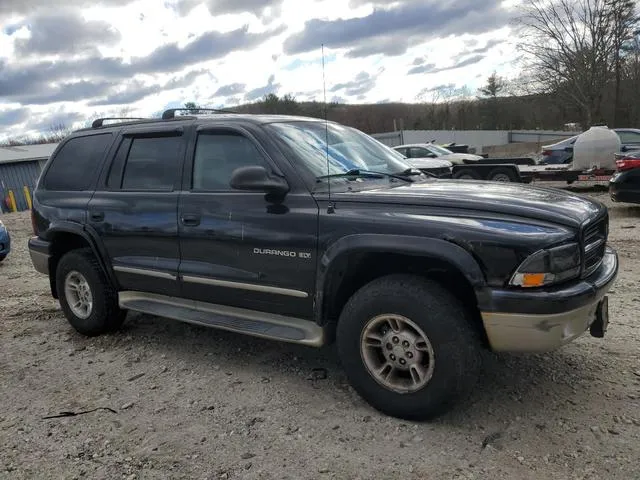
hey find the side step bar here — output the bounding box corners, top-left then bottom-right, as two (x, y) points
(118, 291), (325, 347)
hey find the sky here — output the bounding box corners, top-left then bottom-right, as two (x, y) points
(0, 0), (523, 140)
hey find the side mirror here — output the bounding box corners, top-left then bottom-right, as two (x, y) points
(564, 146), (574, 153)
(621, 145), (629, 152)
(426, 152), (437, 158)
(230, 166), (289, 195)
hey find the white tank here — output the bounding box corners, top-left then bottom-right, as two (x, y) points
(572, 126), (620, 170)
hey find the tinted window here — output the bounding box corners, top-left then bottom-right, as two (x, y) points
(192, 132), (268, 191)
(395, 147), (408, 157)
(409, 147), (431, 158)
(618, 131), (640, 144)
(43, 133), (112, 191)
(121, 136), (182, 190)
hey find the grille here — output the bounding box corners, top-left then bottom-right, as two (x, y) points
(582, 214), (607, 278)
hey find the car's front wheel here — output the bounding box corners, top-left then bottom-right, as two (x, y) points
(336, 274), (482, 420)
(56, 248), (126, 336)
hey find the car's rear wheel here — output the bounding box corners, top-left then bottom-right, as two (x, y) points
(336, 274), (482, 420)
(487, 167), (517, 183)
(0, 254), (6, 262)
(56, 248), (126, 336)
(452, 168), (481, 180)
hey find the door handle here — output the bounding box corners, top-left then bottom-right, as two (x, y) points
(181, 214), (201, 226)
(89, 211), (104, 222)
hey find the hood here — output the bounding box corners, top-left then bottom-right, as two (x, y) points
(335, 180), (604, 228)
(406, 157), (452, 169)
(440, 153), (483, 164)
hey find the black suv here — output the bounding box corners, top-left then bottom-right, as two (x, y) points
(28, 110), (618, 420)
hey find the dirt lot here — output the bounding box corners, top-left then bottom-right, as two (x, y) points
(1, 184), (639, 480)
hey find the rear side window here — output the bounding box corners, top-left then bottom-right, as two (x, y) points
(43, 133), (112, 191)
(108, 135), (182, 191)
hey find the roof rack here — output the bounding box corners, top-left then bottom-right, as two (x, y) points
(161, 107), (237, 120)
(92, 117), (148, 128)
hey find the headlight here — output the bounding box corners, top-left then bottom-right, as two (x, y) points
(510, 242), (581, 288)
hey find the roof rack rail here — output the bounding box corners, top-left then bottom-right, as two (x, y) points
(92, 117), (148, 128)
(161, 107), (237, 120)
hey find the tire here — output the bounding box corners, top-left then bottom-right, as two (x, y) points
(336, 274), (482, 420)
(56, 248), (126, 336)
(487, 167), (517, 183)
(0, 254), (5, 262)
(452, 168), (481, 180)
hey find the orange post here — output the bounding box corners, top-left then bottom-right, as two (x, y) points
(23, 186), (32, 210)
(8, 190), (17, 212)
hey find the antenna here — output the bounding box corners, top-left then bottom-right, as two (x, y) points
(322, 43), (332, 207)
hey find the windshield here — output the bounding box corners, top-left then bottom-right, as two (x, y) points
(267, 121), (412, 181)
(428, 144), (453, 156)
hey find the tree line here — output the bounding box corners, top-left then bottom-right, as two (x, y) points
(2, 0), (638, 147)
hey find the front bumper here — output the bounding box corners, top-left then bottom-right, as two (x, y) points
(28, 236), (52, 274)
(479, 246), (618, 352)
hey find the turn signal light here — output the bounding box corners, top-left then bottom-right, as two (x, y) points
(521, 273), (546, 287)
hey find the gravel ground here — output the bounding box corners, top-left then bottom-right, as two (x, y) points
(1, 184), (639, 480)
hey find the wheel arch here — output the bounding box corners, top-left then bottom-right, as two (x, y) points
(45, 221), (118, 298)
(315, 234), (488, 342)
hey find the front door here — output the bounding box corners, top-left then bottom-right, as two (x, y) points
(88, 126), (186, 297)
(177, 127), (319, 319)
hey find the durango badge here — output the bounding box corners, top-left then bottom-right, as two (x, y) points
(253, 248), (312, 259)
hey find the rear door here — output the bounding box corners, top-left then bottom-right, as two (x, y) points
(88, 125), (187, 297)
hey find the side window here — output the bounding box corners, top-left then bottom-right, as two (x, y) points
(118, 135), (182, 191)
(409, 147), (429, 158)
(395, 147), (408, 157)
(43, 133), (112, 191)
(192, 131), (269, 191)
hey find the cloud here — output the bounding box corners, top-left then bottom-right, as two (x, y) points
(175, 0), (285, 22)
(346, 37), (410, 58)
(0, 107), (29, 126)
(407, 63), (437, 75)
(214, 83), (246, 97)
(284, 0), (513, 58)
(26, 110), (85, 132)
(20, 80), (115, 105)
(13, 9), (120, 56)
(88, 70), (205, 106)
(245, 74), (280, 101)
(0, 26), (282, 104)
(408, 55), (485, 75)
(330, 71), (378, 97)
(450, 39), (503, 62)
(0, 0), (134, 16)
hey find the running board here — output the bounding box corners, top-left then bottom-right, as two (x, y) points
(118, 291), (325, 347)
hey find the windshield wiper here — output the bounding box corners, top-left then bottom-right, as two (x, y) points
(396, 167), (436, 178)
(316, 168), (411, 183)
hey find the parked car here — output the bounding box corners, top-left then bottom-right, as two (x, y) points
(540, 128), (640, 165)
(393, 143), (484, 165)
(28, 110), (617, 420)
(0, 219), (10, 262)
(389, 147), (452, 177)
(610, 151), (640, 204)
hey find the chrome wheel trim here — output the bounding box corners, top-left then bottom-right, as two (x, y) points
(64, 271), (93, 319)
(360, 314), (436, 394)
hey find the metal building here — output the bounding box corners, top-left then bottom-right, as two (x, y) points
(0, 143), (58, 212)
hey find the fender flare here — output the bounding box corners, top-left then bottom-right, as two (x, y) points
(314, 234), (486, 323)
(45, 221), (119, 289)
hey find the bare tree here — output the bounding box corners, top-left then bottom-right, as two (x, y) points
(606, 0), (639, 125)
(517, 0), (617, 127)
